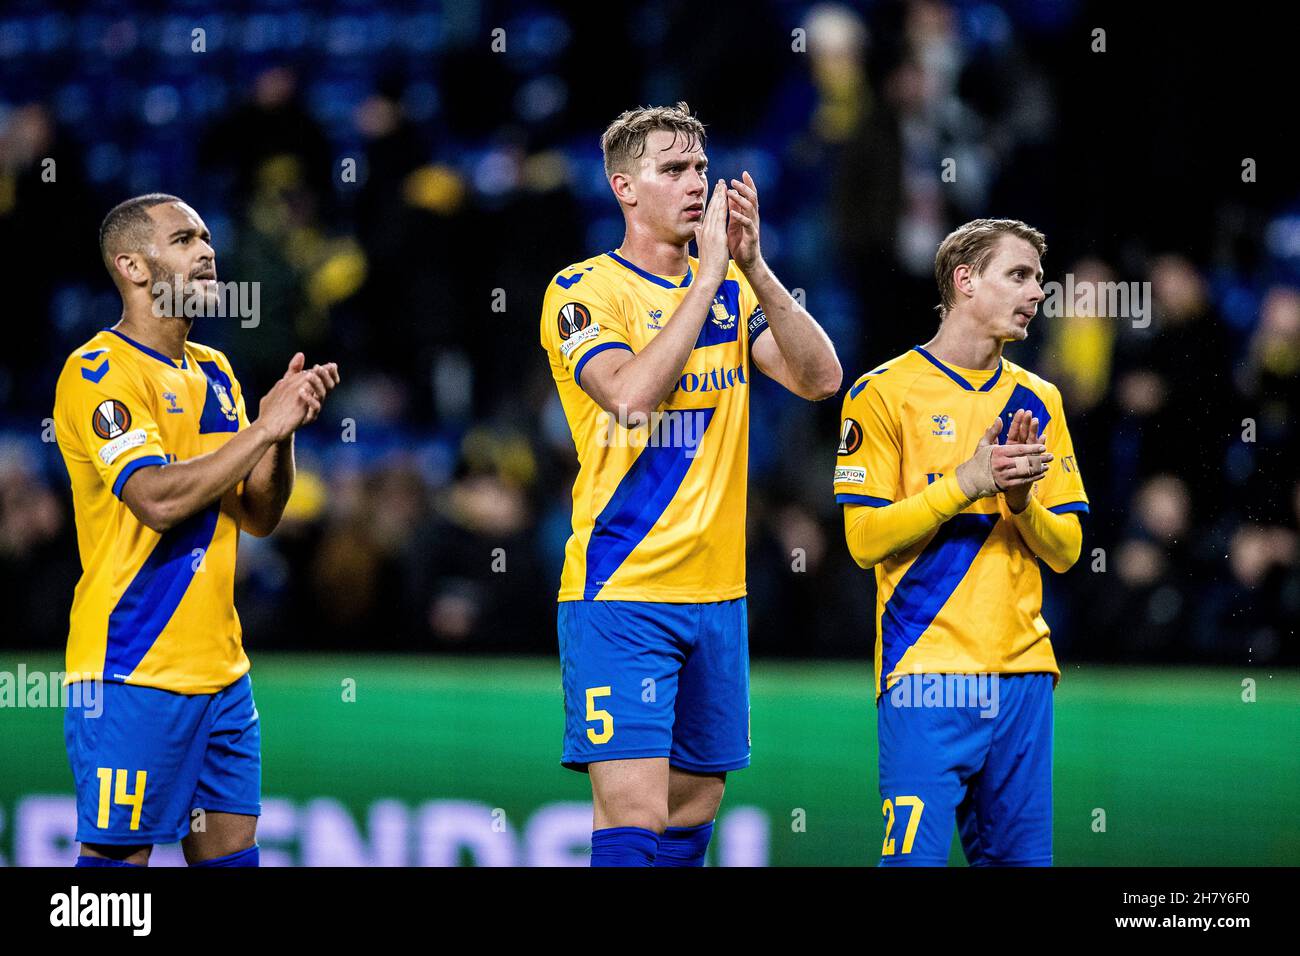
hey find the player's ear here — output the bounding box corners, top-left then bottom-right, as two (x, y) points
(609, 171), (636, 208)
(114, 252), (151, 289)
(953, 264), (975, 299)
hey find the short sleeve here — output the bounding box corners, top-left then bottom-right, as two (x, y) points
(1036, 385), (1089, 515)
(55, 359), (167, 499)
(834, 377), (901, 506)
(539, 270), (632, 392)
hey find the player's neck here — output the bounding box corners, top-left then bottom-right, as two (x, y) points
(617, 230), (691, 279)
(922, 318), (1003, 371)
(114, 307), (193, 362)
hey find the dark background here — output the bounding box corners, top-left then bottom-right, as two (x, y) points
(1, 0), (1295, 667)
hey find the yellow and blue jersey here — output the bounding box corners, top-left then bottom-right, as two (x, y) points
(540, 250), (768, 602)
(834, 346), (1089, 698)
(53, 327), (251, 695)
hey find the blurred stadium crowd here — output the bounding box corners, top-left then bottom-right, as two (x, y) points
(0, 1), (1295, 664)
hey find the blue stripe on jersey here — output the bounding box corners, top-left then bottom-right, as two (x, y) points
(106, 328), (187, 369)
(836, 494), (891, 507)
(912, 347), (1003, 392)
(574, 342), (633, 391)
(81, 360), (110, 383)
(848, 366), (892, 400)
(913, 346), (972, 389)
(995, 384), (1051, 442)
(554, 269), (591, 289)
(1049, 501), (1089, 515)
(104, 503), (220, 681)
(606, 251), (693, 289)
(197, 360), (240, 434)
(583, 408), (715, 599)
(112, 455), (167, 499)
(694, 279), (741, 349)
(879, 513), (998, 686)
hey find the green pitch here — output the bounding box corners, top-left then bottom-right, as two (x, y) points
(1, 654), (1295, 865)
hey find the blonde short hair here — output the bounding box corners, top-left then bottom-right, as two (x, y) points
(600, 102), (706, 179)
(934, 218), (1047, 316)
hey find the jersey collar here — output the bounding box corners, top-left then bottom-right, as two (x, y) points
(605, 250), (694, 289)
(912, 345), (1002, 392)
(106, 327), (189, 369)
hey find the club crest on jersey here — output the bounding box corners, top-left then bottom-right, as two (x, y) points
(710, 299), (736, 330)
(91, 399), (132, 440)
(837, 418), (863, 456)
(931, 414), (954, 438)
(210, 381), (238, 421)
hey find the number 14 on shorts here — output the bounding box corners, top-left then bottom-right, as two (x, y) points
(882, 795), (925, 856)
(96, 767), (148, 831)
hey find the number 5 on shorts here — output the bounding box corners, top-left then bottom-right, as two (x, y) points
(585, 686), (613, 744)
(96, 767), (148, 831)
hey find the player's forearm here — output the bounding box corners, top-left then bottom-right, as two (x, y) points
(238, 435), (295, 537)
(843, 473), (974, 569)
(745, 258), (841, 399)
(122, 421), (278, 533)
(609, 279), (717, 414)
(1008, 497), (1082, 573)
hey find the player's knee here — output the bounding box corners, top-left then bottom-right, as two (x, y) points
(668, 769), (726, 824)
(188, 844), (260, 867)
(182, 812), (258, 863)
(82, 843), (152, 865)
(592, 788), (669, 832)
(670, 786), (725, 825)
(606, 800), (669, 833)
(183, 833), (255, 862)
